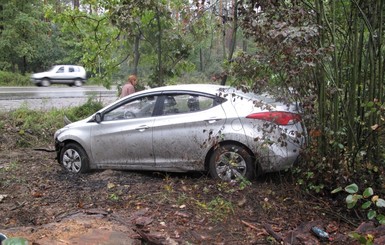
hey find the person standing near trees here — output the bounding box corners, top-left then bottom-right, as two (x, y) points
(120, 74), (138, 98)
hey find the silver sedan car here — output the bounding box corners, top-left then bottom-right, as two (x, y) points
(54, 84), (307, 181)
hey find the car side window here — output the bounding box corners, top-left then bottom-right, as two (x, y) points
(57, 67), (65, 73)
(103, 96), (157, 121)
(161, 94), (216, 116)
(69, 67), (75, 72)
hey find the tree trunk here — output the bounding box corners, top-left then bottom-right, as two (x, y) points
(73, 0), (79, 9)
(132, 33), (141, 75)
(221, 0), (238, 85)
(347, 3), (359, 155)
(155, 7), (164, 86)
(315, 0), (327, 156)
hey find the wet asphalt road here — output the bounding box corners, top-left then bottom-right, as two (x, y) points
(0, 86), (118, 112)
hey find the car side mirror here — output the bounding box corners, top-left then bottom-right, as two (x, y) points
(94, 112), (102, 123)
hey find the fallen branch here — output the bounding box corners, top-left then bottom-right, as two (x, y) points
(134, 228), (164, 245)
(241, 220), (259, 230)
(33, 148), (55, 152)
(10, 201), (26, 211)
(263, 223), (283, 242)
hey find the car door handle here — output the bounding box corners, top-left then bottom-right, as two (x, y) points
(204, 118), (222, 124)
(135, 125), (150, 132)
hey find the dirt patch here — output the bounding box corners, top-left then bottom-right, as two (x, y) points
(0, 146), (361, 244)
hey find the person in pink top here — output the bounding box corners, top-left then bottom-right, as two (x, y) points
(120, 74), (138, 98)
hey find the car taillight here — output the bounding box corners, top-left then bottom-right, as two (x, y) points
(246, 111), (302, 125)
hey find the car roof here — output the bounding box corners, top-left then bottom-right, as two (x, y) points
(54, 64), (83, 67)
(51, 65), (84, 69)
(132, 83), (276, 101)
(107, 83), (299, 114)
(133, 84), (233, 97)
(134, 84), (296, 108)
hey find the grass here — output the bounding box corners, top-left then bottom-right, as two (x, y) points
(0, 97), (104, 147)
(0, 71), (30, 86)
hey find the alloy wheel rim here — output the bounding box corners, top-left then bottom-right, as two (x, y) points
(215, 151), (246, 181)
(63, 149), (81, 173)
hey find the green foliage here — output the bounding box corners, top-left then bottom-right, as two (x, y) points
(108, 193), (120, 201)
(332, 184), (385, 224)
(0, 0), (240, 88)
(166, 71), (210, 85)
(0, 161), (19, 173)
(2, 237), (29, 245)
(65, 96), (104, 122)
(1, 96), (103, 148)
(45, 5), (123, 87)
(0, 0), (57, 73)
(292, 167), (325, 193)
(9, 106), (63, 146)
(294, 97), (385, 193)
(348, 232), (374, 245)
(0, 71), (30, 86)
(238, 0), (385, 194)
(196, 196), (234, 222)
(340, 184), (382, 245)
(237, 176), (252, 190)
(111, 0), (195, 87)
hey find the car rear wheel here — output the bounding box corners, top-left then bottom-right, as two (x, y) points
(60, 143), (90, 173)
(73, 79), (83, 87)
(209, 144), (255, 181)
(41, 79), (51, 87)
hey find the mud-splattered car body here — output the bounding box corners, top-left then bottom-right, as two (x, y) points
(54, 84), (307, 181)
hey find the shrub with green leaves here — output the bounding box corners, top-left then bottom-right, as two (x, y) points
(332, 184), (385, 224)
(0, 71), (30, 86)
(1, 96), (104, 148)
(65, 97), (104, 122)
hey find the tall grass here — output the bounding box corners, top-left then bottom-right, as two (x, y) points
(0, 98), (104, 148)
(0, 71), (30, 86)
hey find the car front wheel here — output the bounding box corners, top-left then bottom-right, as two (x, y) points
(209, 144), (255, 181)
(41, 79), (51, 87)
(60, 143), (90, 173)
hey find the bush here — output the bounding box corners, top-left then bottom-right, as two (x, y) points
(0, 97), (104, 148)
(65, 97), (104, 122)
(0, 71), (30, 86)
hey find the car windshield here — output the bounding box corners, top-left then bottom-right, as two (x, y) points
(103, 96), (157, 121)
(48, 66), (57, 71)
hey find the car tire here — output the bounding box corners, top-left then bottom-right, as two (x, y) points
(209, 144), (255, 181)
(74, 79), (83, 87)
(60, 143), (90, 173)
(41, 79), (51, 87)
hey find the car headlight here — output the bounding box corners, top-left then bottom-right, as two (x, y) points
(54, 127), (68, 139)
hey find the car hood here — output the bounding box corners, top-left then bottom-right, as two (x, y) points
(31, 72), (50, 78)
(54, 116), (92, 139)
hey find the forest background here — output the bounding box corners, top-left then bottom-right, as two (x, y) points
(0, 0), (385, 222)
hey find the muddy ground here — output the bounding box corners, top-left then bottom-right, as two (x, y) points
(0, 123), (378, 244)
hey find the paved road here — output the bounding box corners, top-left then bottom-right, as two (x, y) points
(0, 86), (118, 111)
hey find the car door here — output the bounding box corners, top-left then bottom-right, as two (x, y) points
(152, 93), (227, 171)
(89, 95), (158, 168)
(50, 66), (67, 83)
(66, 66), (76, 83)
